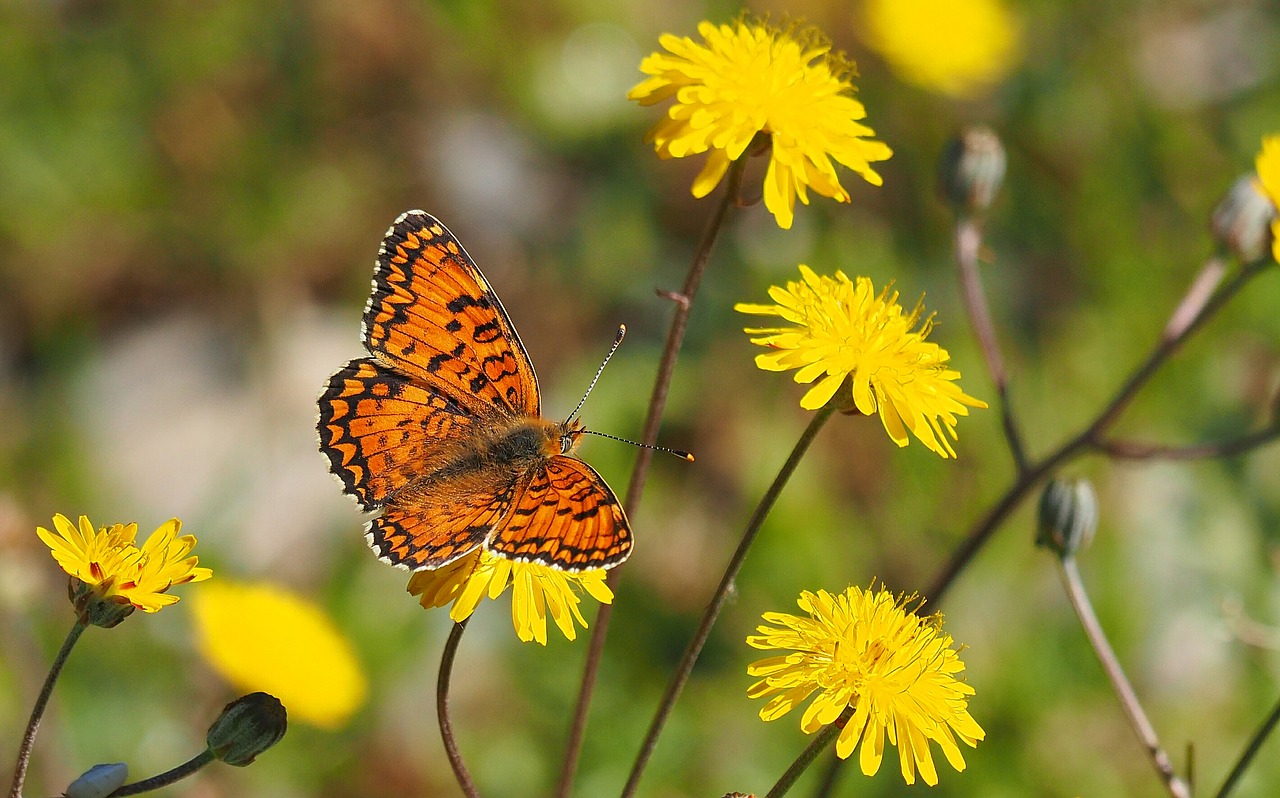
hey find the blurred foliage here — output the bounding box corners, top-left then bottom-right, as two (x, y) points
(2, 0), (1280, 796)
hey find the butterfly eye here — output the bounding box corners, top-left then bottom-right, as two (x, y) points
(560, 430), (579, 455)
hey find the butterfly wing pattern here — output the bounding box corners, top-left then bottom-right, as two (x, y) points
(318, 210), (632, 572)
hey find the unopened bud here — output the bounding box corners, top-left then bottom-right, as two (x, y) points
(1211, 176), (1277, 264)
(64, 763), (128, 798)
(938, 126), (1007, 214)
(206, 693), (287, 766)
(1036, 477), (1098, 557)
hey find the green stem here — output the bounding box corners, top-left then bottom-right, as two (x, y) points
(8, 618), (86, 798)
(556, 157), (748, 798)
(1214, 691), (1280, 798)
(108, 750), (215, 797)
(765, 712), (848, 798)
(620, 406), (837, 798)
(1057, 556), (1189, 798)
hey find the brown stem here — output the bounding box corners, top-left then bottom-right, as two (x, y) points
(555, 157), (748, 798)
(620, 407), (836, 798)
(1057, 556), (1190, 798)
(438, 619), (481, 798)
(954, 216), (1027, 473)
(927, 257), (1269, 605)
(1095, 424), (1280, 460)
(8, 618), (86, 798)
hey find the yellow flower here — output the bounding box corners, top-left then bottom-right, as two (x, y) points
(859, 0), (1022, 99)
(192, 581), (367, 729)
(1255, 134), (1280, 263)
(747, 585), (984, 786)
(628, 19), (892, 229)
(36, 514), (211, 614)
(408, 549), (613, 645)
(735, 266), (986, 458)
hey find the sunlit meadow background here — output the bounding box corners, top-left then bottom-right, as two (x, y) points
(3, 1), (1280, 796)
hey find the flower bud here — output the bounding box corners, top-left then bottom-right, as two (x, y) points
(938, 126), (1006, 214)
(64, 763), (128, 798)
(1036, 477), (1098, 557)
(1211, 176), (1278, 264)
(206, 693), (287, 766)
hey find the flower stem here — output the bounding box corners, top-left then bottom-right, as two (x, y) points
(1214, 690), (1280, 798)
(438, 619), (481, 798)
(1056, 555), (1190, 798)
(927, 256), (1269, 606)
(954, 215), (1027, 473)
(620, 406), (837, 798)
(764, 709), (850, 798)
(108, 750), (215, 796)
(8, 618), (86, 798)
(556, 156), (747, 798)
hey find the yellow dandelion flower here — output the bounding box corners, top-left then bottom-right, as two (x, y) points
(735, 266), (986, 458)
(628, 19), (892, 230)
(859, 0), (1022, 99)
(1255, 134), (1280, 263)
(408, 549), (613, 645)
(747, 585), (984, 786)
(192, 581), (367, 729)
(36, 514), (211, 614)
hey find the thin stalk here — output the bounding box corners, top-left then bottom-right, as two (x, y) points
(764, 710), (849, 798)
(8, 618), (86, 798)
(1214, 691), (1280, 798)
(556, 157), (747, 798)
(620, 406), (837, 798)
(927, 257), (1268, 606)
(438, 619), (481, 798)
(1057, 556), (1190, 798)
(954, 216), (1027, 473)
(108, 750), (215, 797)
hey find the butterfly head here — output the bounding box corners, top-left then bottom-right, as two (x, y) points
(558, 419), (586, 455)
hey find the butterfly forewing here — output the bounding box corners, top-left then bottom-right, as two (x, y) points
(364, 211), (539, 417)
(488, 456), (631, 570)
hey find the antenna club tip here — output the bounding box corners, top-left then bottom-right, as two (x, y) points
(682, 452), (695, 462)
(615, 324), (626, 341)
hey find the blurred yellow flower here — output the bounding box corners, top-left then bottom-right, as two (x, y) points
(192, 581), (367, 729)
(747, 585), (984, 786)
(1255, 134), (1280, 263)
(860, 0), (1021, 98)
(735, 266), (986, 458)
(37, 514), (211, 613)
(408, 549), (613, 645)
(628, 19), (892, 229)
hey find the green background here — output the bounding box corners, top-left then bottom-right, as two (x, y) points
(2, 0), (1279, 796)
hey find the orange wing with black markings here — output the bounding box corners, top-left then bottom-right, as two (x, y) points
(366, 475), (518, 570)
(363, 211), (539, 417)
(488, 456), (631, 570)
(318, 359), (475, 511)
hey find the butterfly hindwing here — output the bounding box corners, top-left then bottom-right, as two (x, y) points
(363, 210), (540, 417)
(487, 455), (631, 570)
(318, 358), (476, 510)
(367, 474), (518, 570)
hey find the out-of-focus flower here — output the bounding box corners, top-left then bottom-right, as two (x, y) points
(735, 266), (986, 458)
(859, 0), (1021, 98)
(1255, 134), (1280, 263)
(747, 585), (984, 786)
(191, 581), (366, 729)
(408, 549), (612, 645)
(37, 514), (211, 619)
(628, 19), (892, 229)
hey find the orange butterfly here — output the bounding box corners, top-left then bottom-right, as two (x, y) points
(318, 211), (631, 571)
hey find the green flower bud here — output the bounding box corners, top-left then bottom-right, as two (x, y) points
(206, 693), (288, 767)
(64, 763), (128, 798)
(938, 126), (1006, 214)
(1036, 477), (1098, 557)
(1211, 175), (1278, 264)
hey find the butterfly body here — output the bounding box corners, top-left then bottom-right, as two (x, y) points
(319, 211), (630, 572)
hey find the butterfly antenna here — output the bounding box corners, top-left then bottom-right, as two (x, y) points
(579, 429), (695, 461)
(566, 324), (627, 424)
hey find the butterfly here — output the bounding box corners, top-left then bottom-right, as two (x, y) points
(318, 211), (631, 572)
